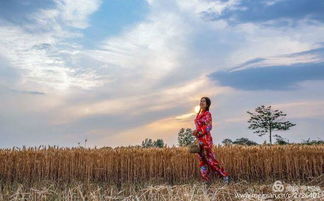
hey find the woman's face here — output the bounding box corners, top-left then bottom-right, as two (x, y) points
(200, 98), (207, 110)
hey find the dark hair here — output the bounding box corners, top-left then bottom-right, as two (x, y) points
(196, 97), (211, 118)
(201, 97), (211, 111)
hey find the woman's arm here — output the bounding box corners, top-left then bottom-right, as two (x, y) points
(196, 112), (212, 137)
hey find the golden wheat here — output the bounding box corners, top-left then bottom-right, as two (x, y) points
(0, 145), (323, 185)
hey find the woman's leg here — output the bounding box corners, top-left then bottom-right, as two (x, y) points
(203, 148), (229, 177)
(196, 152), (210, 182)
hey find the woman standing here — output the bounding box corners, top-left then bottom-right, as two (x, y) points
(193, 97), (231, 185)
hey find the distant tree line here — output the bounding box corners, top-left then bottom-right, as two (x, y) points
(221, 137), (323, 146)
(141, 138), (166, 148)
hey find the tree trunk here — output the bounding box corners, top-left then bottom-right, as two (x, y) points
(269, 124), (272, 145)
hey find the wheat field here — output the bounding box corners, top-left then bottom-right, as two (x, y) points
(1, 144), (323, 200)
(0, 144), (323, 186)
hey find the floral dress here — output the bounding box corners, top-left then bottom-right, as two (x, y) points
(194, 110), (229, 182)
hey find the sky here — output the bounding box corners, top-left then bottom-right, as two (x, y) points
(0, 0), (323, 148)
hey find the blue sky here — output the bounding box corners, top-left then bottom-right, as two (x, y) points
(0, 0), (323, 148)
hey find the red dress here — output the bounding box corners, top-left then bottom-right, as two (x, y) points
(194, 110), (229, 182)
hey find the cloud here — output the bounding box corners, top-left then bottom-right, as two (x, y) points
(48, 76), (231, 125)
(0, 24), (103, 90)
(6, 88), (46, 95)
(88, 11), (193, 90)
(208, 46), (324, 90)
(0, 0), (104, 92)
(0, 55), (21, 86)
(175, 113), (196, 120)
(209, 62), (324, 91)
(0, 0), (55, 25)
(30, 0), (102, 29)
(201, 0), (324, 26)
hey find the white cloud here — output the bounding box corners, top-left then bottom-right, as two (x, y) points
(0, 25), (104, 91)
(54, 0), (101, 29)
(0, 0), (103, 91)
(223, 19), (324, 68)
(30, 0), (102, 29)
(176, 0), (241, 15)
(88, 11), (192, 88)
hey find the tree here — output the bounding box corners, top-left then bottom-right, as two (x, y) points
(141, 138), (166, 148)
(222, 138), (233, 146)
(233, 137), (258, 146)
(141, 138), (154, 148)
(221, 138), (257, 146)
(177, 128), (195, 146)
(153, 139), (165, 148)
(247, 105), (296, 145)
(274, 135), (289, 145)
(301, 138), (324, 145)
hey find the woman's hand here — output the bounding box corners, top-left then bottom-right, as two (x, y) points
(192, 129), (198, 137)
(193, 129), (202, 137)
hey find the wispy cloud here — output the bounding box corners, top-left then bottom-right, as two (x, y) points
(208, 47), (324, 91)
(48, 76), (231, 125)
(201, 0), (324, 26)
(0, 0), (104, 92)
(30, 0), (102, 29)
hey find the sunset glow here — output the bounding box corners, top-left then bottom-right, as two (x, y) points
(194, 105), (200, 113)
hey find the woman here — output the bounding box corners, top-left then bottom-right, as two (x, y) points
(193, 97), (231, 185)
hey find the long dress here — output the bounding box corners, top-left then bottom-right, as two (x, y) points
(194, 110), (229, 182)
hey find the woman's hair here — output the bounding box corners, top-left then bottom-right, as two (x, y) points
(196, 97), (211, 118)
(201, 97), (211, 111)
